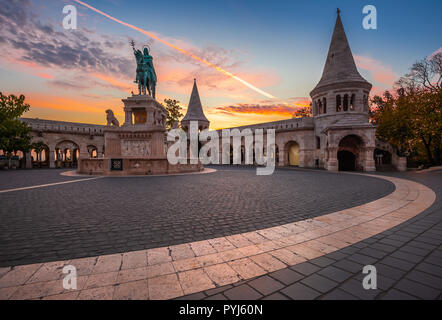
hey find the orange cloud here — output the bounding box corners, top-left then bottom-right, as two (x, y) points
(215, 99), (310, 117)
(37, 73), (54, 79)
(24, 92), (123, 117)
(207, 112), (294, 130)
(92, 73), (132, 93)
(3, 56), (56, 80)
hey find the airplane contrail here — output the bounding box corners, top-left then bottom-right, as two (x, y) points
(72, 0), (278, 100)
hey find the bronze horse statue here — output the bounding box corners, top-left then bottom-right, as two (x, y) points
(132, 42), (157, 98)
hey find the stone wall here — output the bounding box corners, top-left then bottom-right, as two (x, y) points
(20, 118), (105, 168)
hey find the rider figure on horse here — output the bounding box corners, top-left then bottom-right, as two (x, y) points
(132, 41), (157, 99)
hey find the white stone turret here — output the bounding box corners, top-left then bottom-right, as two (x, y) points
(310, 9), (372, 125)
(181, 79), (210, 132)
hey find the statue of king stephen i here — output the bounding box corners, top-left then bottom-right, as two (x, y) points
(131, 40), (157, 99)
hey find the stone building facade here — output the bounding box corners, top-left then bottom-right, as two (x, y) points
(18, 118), (105, 169)
(15, 11), (405, 172)
(181, 11), (406, 172)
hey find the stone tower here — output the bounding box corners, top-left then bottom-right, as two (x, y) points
(311, 9), (376, 172)
(181, 79), (210, 132)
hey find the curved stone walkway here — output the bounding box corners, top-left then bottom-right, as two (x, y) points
(0, 172), (435, 300)
(181, 171), (442, 300)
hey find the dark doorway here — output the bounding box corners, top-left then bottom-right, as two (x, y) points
(338, 150), (356, 171)
(374, 149), (392, 165)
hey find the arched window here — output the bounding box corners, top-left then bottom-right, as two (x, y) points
(318, 100), (322, 114)
(363, 95), (368, 111)
(323, 98), (327, 113)
(350, 94), (355, 111)
(316, 136), (321, 149)
(343, 94), (349, 111)
(336, 95), (342, 112)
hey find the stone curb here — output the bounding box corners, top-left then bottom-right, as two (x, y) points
(60, 167), (218, 177)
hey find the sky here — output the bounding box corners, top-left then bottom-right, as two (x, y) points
(0, 0), (441, 129)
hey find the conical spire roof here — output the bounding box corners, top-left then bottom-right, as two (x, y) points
(182, 79), (209, 123)
(311, 9), (370, 95)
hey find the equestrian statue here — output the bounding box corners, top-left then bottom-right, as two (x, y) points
(131, 40), (157, 99)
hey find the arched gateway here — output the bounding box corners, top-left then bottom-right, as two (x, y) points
(286, 141), (300, 166)
(338, 135), (364, 171)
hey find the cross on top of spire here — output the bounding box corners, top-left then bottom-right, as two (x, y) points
(337, 8), (341, 15)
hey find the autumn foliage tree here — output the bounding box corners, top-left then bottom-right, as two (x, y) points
(293, 105), (312, 118)
(162, 98), (183, 129)
(371, 53), (442, 166)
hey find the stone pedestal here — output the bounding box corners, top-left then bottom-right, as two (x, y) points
(78, 95), (203, 175)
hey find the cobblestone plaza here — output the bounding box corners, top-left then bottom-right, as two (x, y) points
(0, 167), (440, 300)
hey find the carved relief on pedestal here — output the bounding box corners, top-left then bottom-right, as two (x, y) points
(121, 140), (151, 157)
(82, 159), (104, 172)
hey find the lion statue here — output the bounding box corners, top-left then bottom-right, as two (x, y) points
(106, 109), (120, 127)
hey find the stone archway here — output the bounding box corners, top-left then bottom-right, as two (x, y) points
(374, 148), (392, 165)
(374, 148), (393, 171)
(285, 141), (300, 166)
(31, 144), (50, 168)
(87, 145), (98, 158)
(55, 140), (80, 168)
(338, 150), (356, 171)
(338, 135), (364, 171)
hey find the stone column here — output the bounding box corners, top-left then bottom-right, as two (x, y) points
(147, 109), (155, 126)
(25, 152), (32, 169)
(123, 107), (132, 126)
(299, 149), (305, 168)
(364, 147), (376, 172)
(327, 147), (338, 171)
(278, 147), (285, 166)
(78, 145), (90, 160)
(49, 148), (56, 168)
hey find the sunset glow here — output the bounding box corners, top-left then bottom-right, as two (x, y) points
(0, 0), (440, 129)
(73, 0), (278, 100)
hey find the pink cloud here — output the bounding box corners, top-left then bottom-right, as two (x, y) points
(37, 73), (54, 79)
(428, 47), (442, 60)
(354, 55), (397, 88)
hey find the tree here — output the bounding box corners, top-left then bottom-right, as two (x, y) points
(0, 93), (32, 158)
(292, 105), (312, 118)
(371, 53), (442, 165)
(162, 98), (183, 129)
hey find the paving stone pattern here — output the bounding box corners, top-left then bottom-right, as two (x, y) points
(0, 167), (394, 267)
(178, 170), (442, 300)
